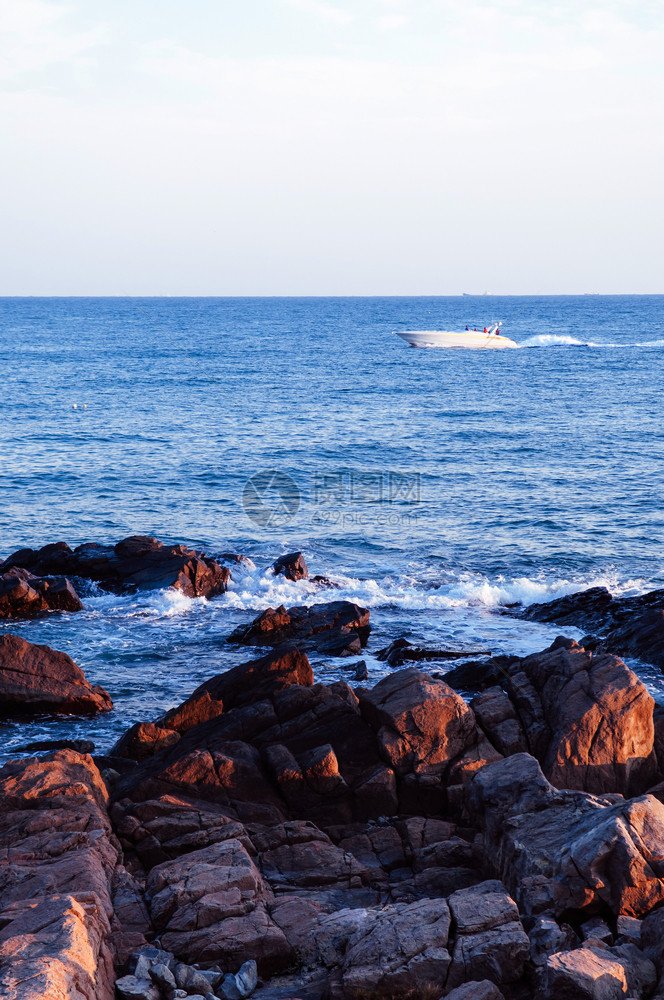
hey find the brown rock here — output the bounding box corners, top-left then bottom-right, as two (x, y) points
(469, 753), (664, 919)
(0, 750), (120, 999)
(470, 639), (657, 797)
(0, 893), (115, 1000)
(110, 723), (181, 762)
(228, 601), (370, 657)
(145, 838), (291, 974)
(0, 634), (112, 715)
(273, 552), (309, 581)
(0, 567), (82, 618)
(0, 535), (231, 599)
(360, 669), (479, 777)
(159, 647), (313, 733)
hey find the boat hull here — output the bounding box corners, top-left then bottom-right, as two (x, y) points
(395, 330), (518, 350)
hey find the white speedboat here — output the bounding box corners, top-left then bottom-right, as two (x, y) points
(395, 323), (517, 350)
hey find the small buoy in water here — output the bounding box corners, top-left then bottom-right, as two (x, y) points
(83, 404), (87, 409)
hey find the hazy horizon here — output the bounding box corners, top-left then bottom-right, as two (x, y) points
(2, 1), (663, 296)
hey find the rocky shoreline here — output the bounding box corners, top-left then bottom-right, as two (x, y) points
(2, 537), (664, 999)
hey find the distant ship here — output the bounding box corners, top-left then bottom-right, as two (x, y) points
(462, 291), (492, 296)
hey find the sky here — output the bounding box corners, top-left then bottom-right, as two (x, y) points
(1, 0), (663, 295)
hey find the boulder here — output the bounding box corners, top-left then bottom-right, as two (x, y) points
(445, 881), (530, 990)
(145, 839), (291, 974)
(110, 723), (181, 761)
(469, 753), (664, 919)
(541, 943), (656, 1000)
(0, 633), (112, 715)
(359, 668), (501, 813)
(227, 601), (370, 656)
(0, 566), (82, 618)
(0, 535), (231, 599)
(273, 552), (308, 581)
(159, 647), (313, 733)
(469, 639), (656, 796)
(0, 893), (115, 1000)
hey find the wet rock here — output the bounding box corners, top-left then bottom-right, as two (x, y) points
(516, 585), (664, 669)
(593, 608), (664, 670)
(227, 601), (370, 657)
(159, 648), (313, 733)
(10, 737), (95, 754)
(0, 566), (82, 618)
(111, 722), (182, 761)
(0, 535), (231, 599)
(376, 637), (491, 669)
(520, 586), (614, 629)
(273, 552), (308, 581)
(469, 753), (664, 919)
(0, 633), (113, 715)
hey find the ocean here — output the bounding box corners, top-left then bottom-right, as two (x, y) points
(1, 294), (663, 758)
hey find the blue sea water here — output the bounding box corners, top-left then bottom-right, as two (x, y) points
(1, 295), (663, 758)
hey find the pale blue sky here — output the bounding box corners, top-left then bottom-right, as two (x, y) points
(1, 0), (663, 294)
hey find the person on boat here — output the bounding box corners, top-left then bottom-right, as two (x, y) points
(483, 327), (488, 333)
(465, 325), (469, 331)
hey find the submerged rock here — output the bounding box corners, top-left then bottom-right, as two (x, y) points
(0, 633), (112, 715)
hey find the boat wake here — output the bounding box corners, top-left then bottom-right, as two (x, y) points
(518, 334), (664, 349)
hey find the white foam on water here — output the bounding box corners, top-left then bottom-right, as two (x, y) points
(518, 334), (595, 347)
(218, 563), (650, 614)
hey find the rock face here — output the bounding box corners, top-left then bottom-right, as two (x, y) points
(7, 631), (664, 1000)
(0, 566), (82, 618)
(468, 638), (656, 796)
(273, 551), (308, 581)
(0, 634), (113, 715)
(228, 601), (371, 656)
(0, 750), (122, 1000)
(0, 535), (231, 599)
(469, 753), (664, 919)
